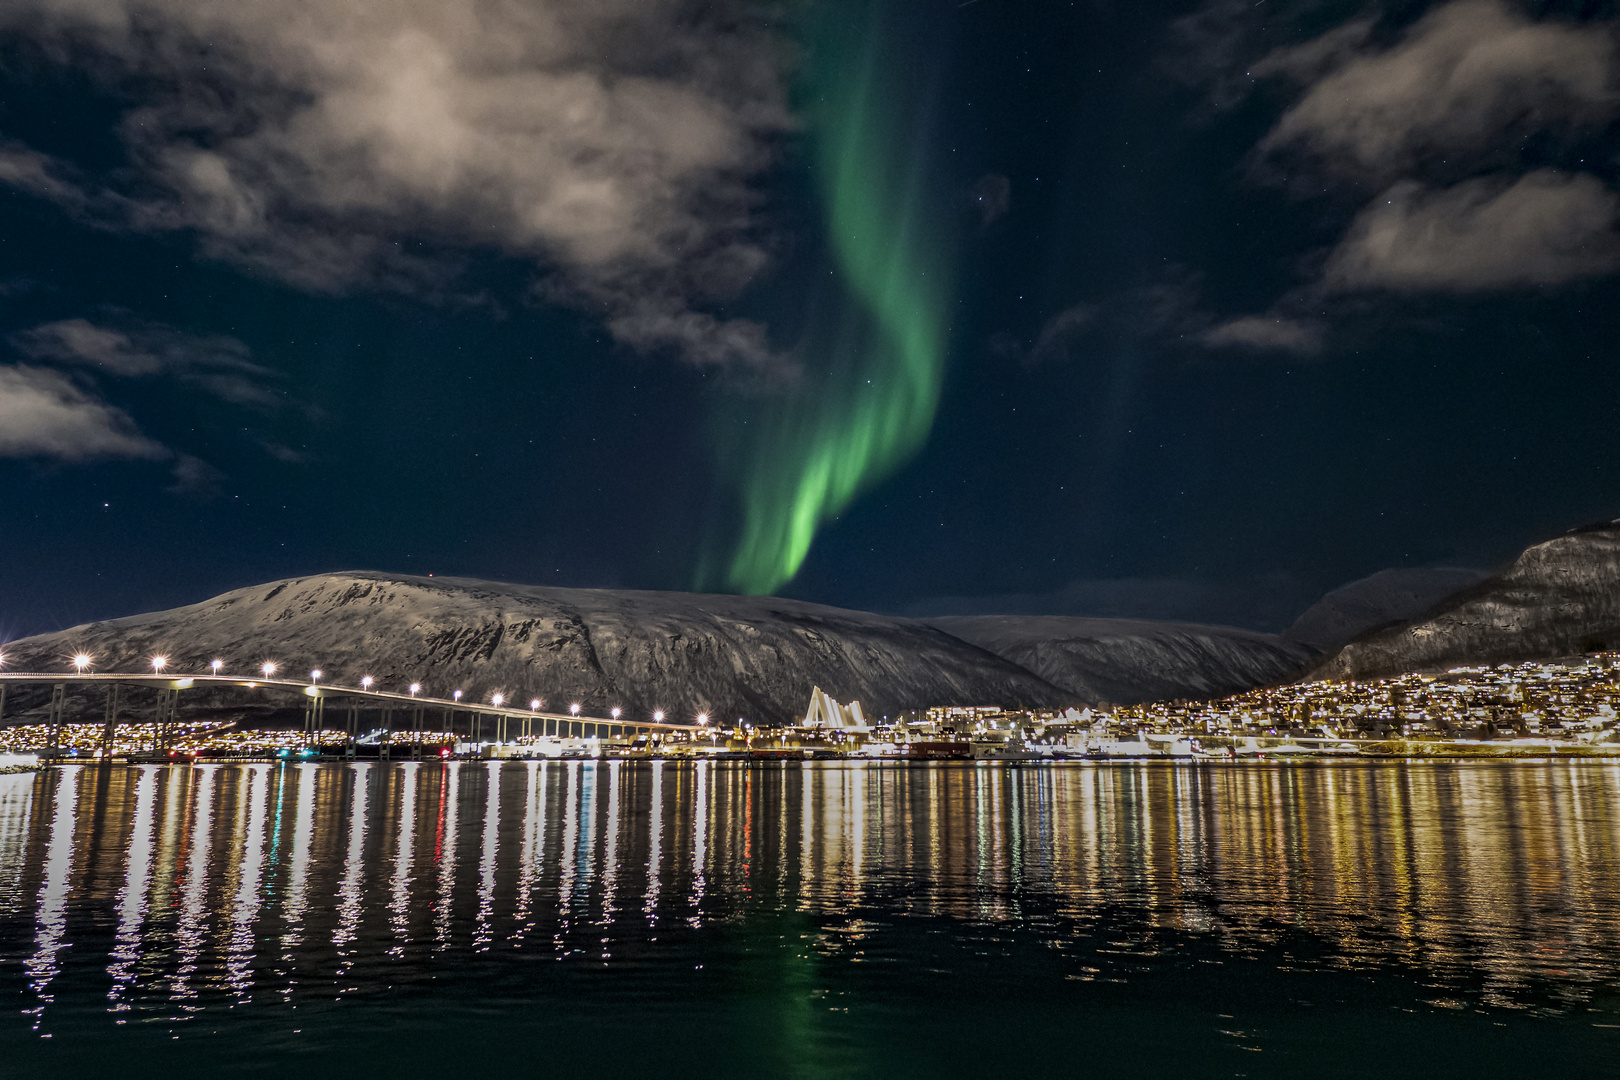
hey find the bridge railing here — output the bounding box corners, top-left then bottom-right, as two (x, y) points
(0, 671), (708, 761)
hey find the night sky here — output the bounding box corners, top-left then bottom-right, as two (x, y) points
(3, 0), (1619, 639)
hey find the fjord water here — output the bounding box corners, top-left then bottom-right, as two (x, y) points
(3, 761), (1618, 1078)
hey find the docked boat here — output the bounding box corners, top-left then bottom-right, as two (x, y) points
(969, 738), (1041, 762)
(901, 741), (972, 760)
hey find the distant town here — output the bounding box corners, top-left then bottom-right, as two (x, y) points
(7, 654), (1620, 763)
(906, 654), (1620, 757)
(1107, 655), (1620, 743)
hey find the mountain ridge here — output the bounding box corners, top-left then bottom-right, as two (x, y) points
(924, 615), (1313, 705)
(0, 572), (1075, 724)
(1281, 567), (1488, 652)
(1310, 522), (1620, 681)
(1, 570), (1328, 722)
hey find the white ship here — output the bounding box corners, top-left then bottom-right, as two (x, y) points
(969, 737), (1041, 761)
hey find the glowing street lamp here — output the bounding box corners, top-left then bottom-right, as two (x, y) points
(492, 693), (505, 708)
(453, 690), (463, 702)
(697, 713), (709, 725)
(361, 676), (374, 691)
(569, 703), (581, 716)
(210, 659), (224, 675)
(409, 683), (421, 697)
(530, 699), (541, 711)
(73, 653), (93, 673)
(611, 707), (621, 720)
(151, 656), (168, 673)
(653, 710), (665, 723)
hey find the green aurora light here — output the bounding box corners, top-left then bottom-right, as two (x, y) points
(722, 5), (953, 595)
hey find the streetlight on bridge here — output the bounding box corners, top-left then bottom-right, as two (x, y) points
(73, 653), (93, 673)
(151, 656), (168, 674)
(410, 683), (421, 697)
(262, 661), (278, 678)
(210, 659), (224, 675)
(361, 676), (374, 691)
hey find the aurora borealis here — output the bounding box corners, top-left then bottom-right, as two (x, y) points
(722, 5), (953, 595)
(5, 0), (1620, 636)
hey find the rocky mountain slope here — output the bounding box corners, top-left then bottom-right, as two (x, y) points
(1, 571), (1339, 724)
(1282, 567), (1487, 652)
(924, 616), (1315, 705)
(1311, 522), (1620, 681)
(1, 572), (1076, 725)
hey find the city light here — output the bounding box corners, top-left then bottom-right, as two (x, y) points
(21, 652), (1620, 763)
(262, 661), (278, 678)
(361, 676), (374, 690)
(211, 659), (224, 674)
(73, 653), (92, 672)
(1102, 656), (1620, 747)
(310, 669), (322, 682)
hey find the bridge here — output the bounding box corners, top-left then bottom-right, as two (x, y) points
(0, 670), (710, 762)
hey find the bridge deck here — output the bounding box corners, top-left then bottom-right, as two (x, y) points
(0, 671), (707, 735)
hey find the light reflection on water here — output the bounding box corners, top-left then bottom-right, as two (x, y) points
(4, 759), (1620, 1076)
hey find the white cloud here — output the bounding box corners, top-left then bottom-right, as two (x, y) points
(1023, 276), (1209, 365)
(0, 0), (792, 374)
(1202, 3), (1620, 337)
(14, 318), (162, 375)
(1202, 315), (1322, 354)
(0, 365), (166, 461)
(166, 453), (225, 495)
(0, 140), (97, 212)
(1325, 170), (1620, 291)
(1022, 276), (1325, 364)
(1256, 1), (1618, 180)
(13, 317), (282, 407)
(1028, 304), (1098, 364)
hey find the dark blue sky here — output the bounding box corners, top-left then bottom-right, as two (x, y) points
(2, 0), (1618, 638)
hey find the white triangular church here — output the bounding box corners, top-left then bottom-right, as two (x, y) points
(802, 686), (869, 730)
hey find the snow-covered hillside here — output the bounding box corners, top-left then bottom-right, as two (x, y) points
(924, 616), (1314, 705)
(1312, 522), (1620, 680)
(1282, 567), (1487, 652)
(2, 572), (1074, 724)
